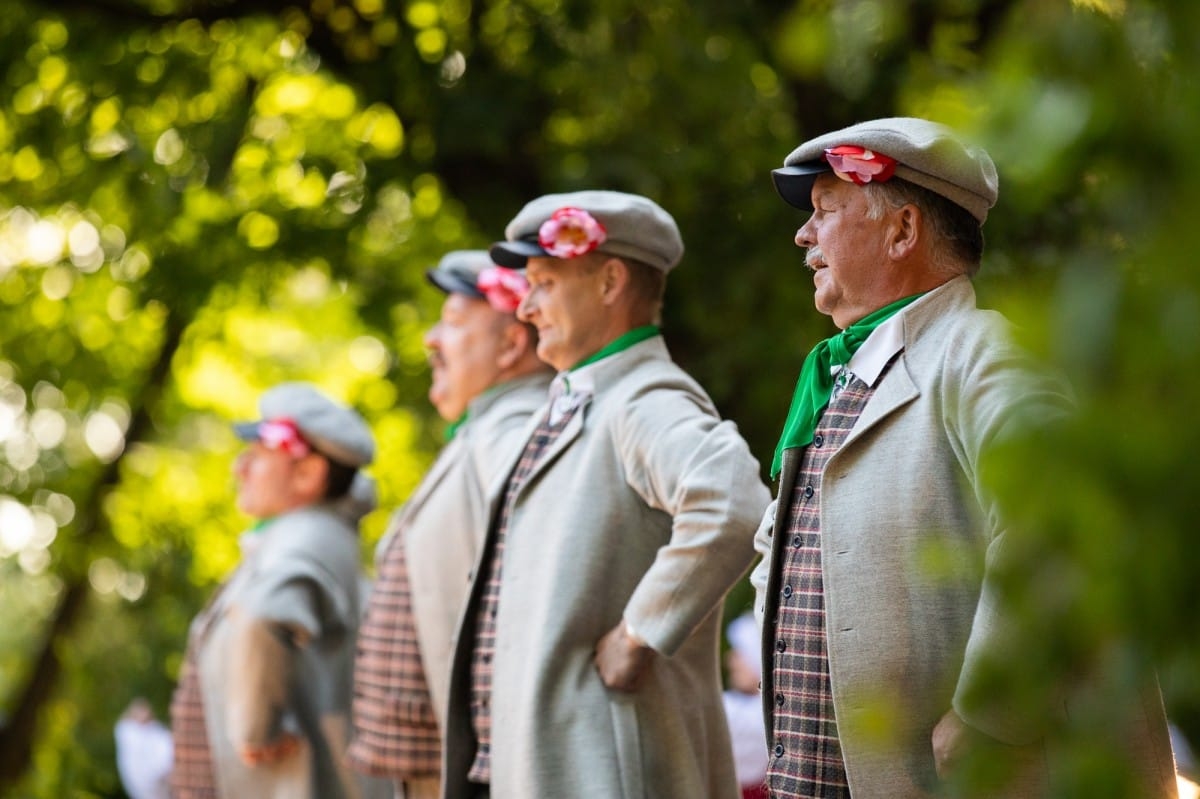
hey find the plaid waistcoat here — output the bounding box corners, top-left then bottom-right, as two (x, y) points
(347, 517), (441, 779)
(169, 605), (223, 798)
(467, 406), (577, 784)
(766, 374), (877, 799)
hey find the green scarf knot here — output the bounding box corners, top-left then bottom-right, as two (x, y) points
(770, 294), (923, 479)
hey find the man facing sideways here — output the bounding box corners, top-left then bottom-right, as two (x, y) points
(441, 190), (772, 799)
(347, 250), (551, 799)
(751, 117), (1178, 797)
(170, 382), (376, 799)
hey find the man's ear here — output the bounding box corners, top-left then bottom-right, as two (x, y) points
(291, 454), (330, 502)
(887, 204), (921, 260)
(599, 257), (630, 305)
(495, 319), (531, 370)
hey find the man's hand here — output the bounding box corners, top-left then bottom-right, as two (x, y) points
(594, 620), (654, 692)
(239, 731), (303, 767)
(933, 707), (1048, 790)
(932, 707), (981, 779)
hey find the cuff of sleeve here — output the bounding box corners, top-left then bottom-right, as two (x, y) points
(621, 618), (651, 649)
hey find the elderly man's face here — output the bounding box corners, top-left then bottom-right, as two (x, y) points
(795, 174), (895, 329)
(423, 292), (513, 421)
(517, 255), (608, 372)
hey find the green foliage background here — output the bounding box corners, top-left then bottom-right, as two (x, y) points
(1, 0), (1197, 795)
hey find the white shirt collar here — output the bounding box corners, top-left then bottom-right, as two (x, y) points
(838, 308), (906, 387)
(547, 360), (600, 425)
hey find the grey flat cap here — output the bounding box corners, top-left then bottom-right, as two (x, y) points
(425, 249), (495, 299)
(490, 190), (684, 273)
(772, 117), (999, 223)
(234, 382), (375, 467)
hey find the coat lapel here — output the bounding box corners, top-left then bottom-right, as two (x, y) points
(514, 394), (589, 496)
(839, 354), (918, 451)
(376, 439), (461, 555)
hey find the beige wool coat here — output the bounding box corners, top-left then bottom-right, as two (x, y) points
(195, 480), (375, 799)
(441, 336), (772, 799)
(387, 373), (552, 726)
(752, 277), (1178, 798)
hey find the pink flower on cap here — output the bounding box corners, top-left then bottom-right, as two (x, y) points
(477, 266), (530, 312)
(257, 417), (311, 459)
(824, 145), (897, 186)
(537, 206), (607, 259)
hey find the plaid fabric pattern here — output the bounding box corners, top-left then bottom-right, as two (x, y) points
(169, 647), (218, 799)
(766, 374), (877, 798)
(347, 521), (441, 779)
(467, 407), (576, 783)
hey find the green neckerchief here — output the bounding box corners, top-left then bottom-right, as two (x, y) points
(570, 325), (660, 372)
(770, 293), (924, 479)
(444, 412), (467, 442)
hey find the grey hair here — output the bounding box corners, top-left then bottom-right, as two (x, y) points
(862, 179), (985, 277)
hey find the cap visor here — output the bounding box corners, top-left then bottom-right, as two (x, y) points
(425, 268), (484, 299)
(771, 164), (830, 211)
(489, 239), (548, 269)
(232, 421), (261, 441)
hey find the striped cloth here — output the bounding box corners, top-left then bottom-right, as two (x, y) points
(168, 647), (218, 799)
(347, 520), (441, 779)
(766, 373), (877, 798)
(467, 407), (577, 783)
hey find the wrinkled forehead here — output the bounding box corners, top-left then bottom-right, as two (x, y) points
(811, 172), (858, 202)
(442, 290), (489, 312)
(524, 255), (579, 278)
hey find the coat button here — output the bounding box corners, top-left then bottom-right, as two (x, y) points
(773, 743), (785, 757)
(775, 693), (784, 707)
(792, 535), (802, 548)
(813, 434), (824, 447)
(781, 584), (793, 598)
(775, 639), (786, 653)
(803, 484), (815, 498)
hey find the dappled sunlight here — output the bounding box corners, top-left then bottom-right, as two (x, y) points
(0, 0), (1197, 794)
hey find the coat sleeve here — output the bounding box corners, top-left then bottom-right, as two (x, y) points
(946, 319), (1076, 745)
(750, 498), (778, 626)
(221, 554), (352, 749)
(617, 386), (773, 656)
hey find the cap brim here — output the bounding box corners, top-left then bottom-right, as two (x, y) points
(489, 239), (548, 269)
(425, 268), (484, 299)
(232, 421), (262, 441)
(771, 163), (831, 211)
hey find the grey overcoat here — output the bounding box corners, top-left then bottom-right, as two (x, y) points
(195, 478), (374, 799)
(442, 336), (772, 799)
(751, 277), (1178, 797)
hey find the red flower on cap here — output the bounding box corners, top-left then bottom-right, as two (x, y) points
(537, 206), (607, 259)
(257, 417), (311, 459)
(824, 145), (897, 186)
(477, 266), (529, 312)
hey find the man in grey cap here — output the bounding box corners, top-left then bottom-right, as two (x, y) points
(751, 118), (1177, 797)
(441, 190), (771, 799)
(347, 250), (551, 799)
(170, 382), (377, 799)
